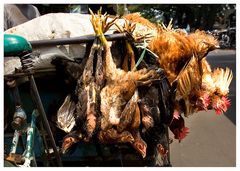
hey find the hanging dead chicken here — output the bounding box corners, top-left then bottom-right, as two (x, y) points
(89, 10), (164, 158)
(147, 22), (232, 115)
(74, 39), (103, 142)
(89, 10), (160, 130)
(52, 57), (88, 133)
(138, 90), (171, 165)
(60, 38), (106, 152)
(125, 15), (232, 143)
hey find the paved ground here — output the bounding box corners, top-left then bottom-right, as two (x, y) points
(170, 49), (236, 167)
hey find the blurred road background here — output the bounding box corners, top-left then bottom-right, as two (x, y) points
(170, 49), (236, 167)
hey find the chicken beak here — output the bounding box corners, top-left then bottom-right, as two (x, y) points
(60, 148), (68, 155)
(142, 154), (146, 159)
(142, 153), (146, 158)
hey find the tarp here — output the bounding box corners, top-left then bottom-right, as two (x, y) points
(4, 13), (123, 74)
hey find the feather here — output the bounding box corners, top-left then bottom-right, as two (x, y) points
(212, 67), (233, 96)
(56, 95), (76, 133)
(174, 54), (202, 116)
(188, 30), (219, 59)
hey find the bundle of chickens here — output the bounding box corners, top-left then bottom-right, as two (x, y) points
(54, 10), (233, 160)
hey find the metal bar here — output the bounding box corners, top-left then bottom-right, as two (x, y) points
(24, 110), (38, 159)
(30, 33), (128, 46)
(4, 69), (56, 79)
(37, 122), (51, 167)
(9, 130), (20, 154)
(29, 75), (62, 166)
(4, 72), (34, 79)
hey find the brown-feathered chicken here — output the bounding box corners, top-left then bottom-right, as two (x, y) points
(147, 22), (230, 118)
(90, 10), (161, 130)
(138, 90), (171, 165)
(116, 89), (147, 158)
(74, 39), (102, 142)
(173, 54), (203, 117)
(89, 11), (161, 158)
(120, 13), (229, 118)
(147, 23), (218, 84)
(148, 28), (194, 83)
(51, 56), (90, 136)
(125, 15), (233, 144)
(187, 30), (219, 59)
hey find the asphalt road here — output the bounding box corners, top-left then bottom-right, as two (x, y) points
(170, 49), (236, 167)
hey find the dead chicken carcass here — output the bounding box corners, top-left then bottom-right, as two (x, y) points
(52, 57), (88, 133)
(90, 10), (162, 158)
(89, 10), (161, 130)
(75, 39), (104, 141)
(138, 87), (171, 166)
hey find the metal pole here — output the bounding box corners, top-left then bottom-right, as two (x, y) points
(29, 75), (62, 166)
(30, 33), (127, 47)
